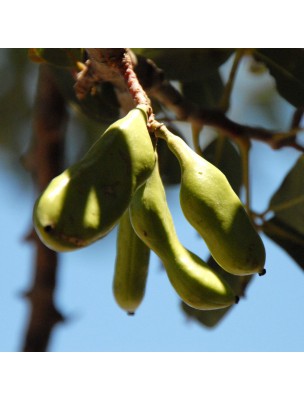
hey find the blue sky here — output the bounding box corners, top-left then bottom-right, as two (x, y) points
(0, 53), (303, 352)
(1, 144), (303, 352)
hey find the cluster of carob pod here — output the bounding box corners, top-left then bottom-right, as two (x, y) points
(33, 105), (266, 315)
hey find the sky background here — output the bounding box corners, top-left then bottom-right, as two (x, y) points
(0, 51), (304, 352)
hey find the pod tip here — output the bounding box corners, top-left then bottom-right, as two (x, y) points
(127, 311), (135, 316)
(258, 268), (267, 277)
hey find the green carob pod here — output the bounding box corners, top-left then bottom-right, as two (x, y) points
(33, 106), (156, 251)
(113, 210), (150, 315)
(129, 160), (237, 310)
(162, 129), (266, 276)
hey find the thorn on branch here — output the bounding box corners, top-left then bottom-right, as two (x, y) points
(23, 228), (36, 243)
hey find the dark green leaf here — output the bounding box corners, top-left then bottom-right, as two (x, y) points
(208, 256), (254, 297)
(51, 66), (120, 123)
(0, 49), (34, 154)
(254, 49), (304, 107)
(203, 137), (242, 194)
(181, 71), (224, 107)
(269, 155), (304, 236)
(262, 217), (304, 271)
(181, 256), (253, 328)
(30, 48), (84, 68)
(181, 302), (231, 328)
(132, 49), (234, 82)
(262, 155), (304, 272)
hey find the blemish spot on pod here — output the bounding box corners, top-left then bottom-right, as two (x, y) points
(129, 160), (237, 310)
(163, 130), (266, 276)
(33, 106), (156, 252)
(113, 210), (150, 315)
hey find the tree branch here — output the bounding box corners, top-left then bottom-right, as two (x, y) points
(71, 49), (304, 152)
(75, 48), (152, 120)
(133, 53), (304, 151)
(22, 64), (67, 352)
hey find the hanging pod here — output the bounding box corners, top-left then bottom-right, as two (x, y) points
(33, 105), (156, 251)
(129, 159), (237, 310)
(113, 210), (150, 315)
(160, 128), (266, 276)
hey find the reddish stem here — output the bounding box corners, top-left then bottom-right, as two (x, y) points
(117, 51), (150, 108)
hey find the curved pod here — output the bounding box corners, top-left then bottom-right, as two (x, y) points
(129, 160), (237, 310)
(163, 130), (266, 276)
(33, 106), (156, 252)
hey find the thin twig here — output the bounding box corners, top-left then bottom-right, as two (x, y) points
(133, 52), (304, 151)
(73, 49), (304, 152)
(219, 49), (245, 112)
(236, 138), (251, 213)
(291, 107), (304, 129)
